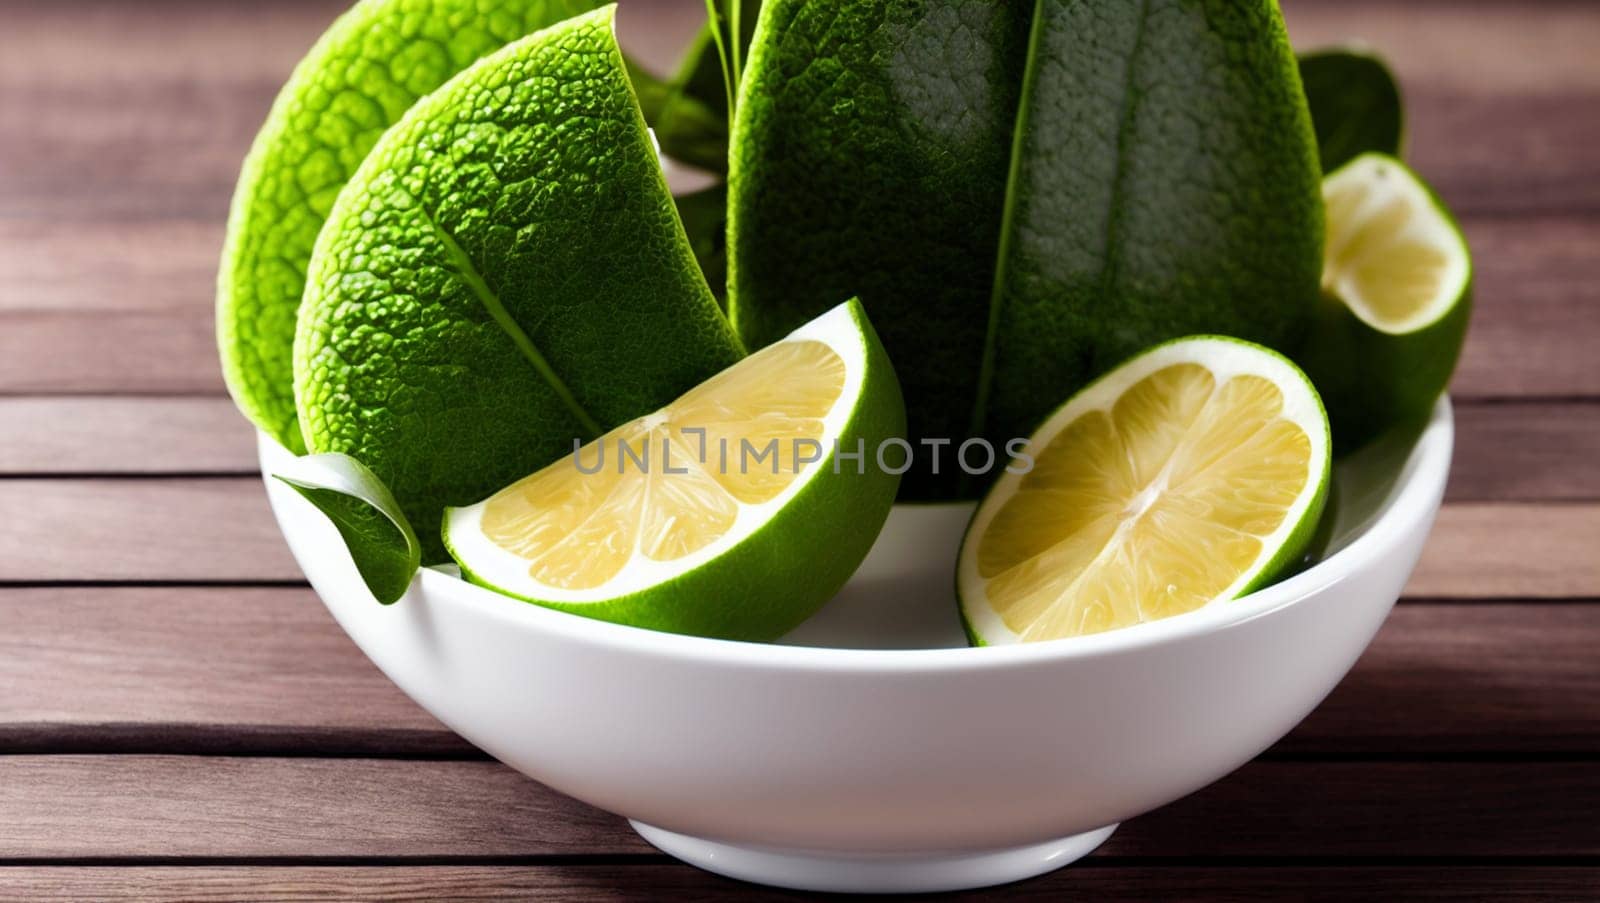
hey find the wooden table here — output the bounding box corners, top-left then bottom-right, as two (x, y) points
(2, 0), (1597, 898)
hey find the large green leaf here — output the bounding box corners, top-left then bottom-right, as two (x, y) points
(1298, 47), (1404, 173)
(217, 0), (611, 453)
(729, 0), (1324, 498)
(296, 7), (743, 560)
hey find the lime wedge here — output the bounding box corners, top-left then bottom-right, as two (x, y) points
(1302, 153), (1472, 453)
(444, 301), (905, 641)
(958, 336), (1331, 644)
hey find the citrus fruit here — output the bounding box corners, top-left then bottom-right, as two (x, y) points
(958, 336), (1331, 645)
(218, 0), (608, 452)
(443, 300), (905, 641)
(295, 6), (743, 560)
(1298, 153), (1472, 453)
(727, 0), (1322, 498)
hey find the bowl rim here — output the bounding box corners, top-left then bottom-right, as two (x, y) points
(267, 398), (1452, 674)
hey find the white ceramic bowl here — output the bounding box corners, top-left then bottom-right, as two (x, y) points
(261, 398), (1452, 893)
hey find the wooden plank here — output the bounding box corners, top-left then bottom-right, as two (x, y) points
(3, 591), (1597, 756)
(0, 756), (1595, 859)
(1448, 403), (1600, 502)
(3, 397), (1596, 503)
(1452, 217), (1600, 400)
(0, 587), (457, 756)
(1285, 603), (1600, 754)
(0, 311), (221, 395)
(0, 0), (700, 222)
(1409, 504), (1600, 599)
(0, 220), (222, 314)
(2, 214), (1596, 397)
(0, 479), (298, 582)
(0, 757), (641, 858)
(1, 866), (1595, 902)
(0, 398), (255, 475)
(2, 476), (1593, 593)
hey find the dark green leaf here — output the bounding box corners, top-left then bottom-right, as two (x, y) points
(274, 454), (420, 605)
(1298, 47), (1404, 172)
(729, 0), (1324, 498)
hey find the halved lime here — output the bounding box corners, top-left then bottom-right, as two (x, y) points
(444, 301), (905, 641)
(1301, 152), (1472, 453)
(958, 337), (1331, 645)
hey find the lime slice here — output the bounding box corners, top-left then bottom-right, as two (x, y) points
(1301, 153), (1472, 453)
(958, 337), (1331, 645)
(444, 301), (905, 641)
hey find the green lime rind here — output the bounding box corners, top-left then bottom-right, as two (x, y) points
(274, 453), (421, 605)
(446, 299), (907, 642)
(218, 0), (609, 452)
(1298, 154), (1472, 456)
(729, 0), (1323, 500)
(959, 335), (1332, 647)
(1298, 47), (1405, 173)
(296, 6), (743, 562)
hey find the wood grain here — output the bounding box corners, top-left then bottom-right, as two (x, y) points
(1286, 603), (1600, 753)
(0, 398), (255, 475)
(3, 477), (1594, 593)
(0, 587), (455, 755)
(1, 755), (1596, 859)
(1408, 503), (1600, 599)
(3, 591), (1596, 756)
(6, 589), (1593, 758)
(2, 866), (1595, 902)
(1448, 403), (1600, 502)
(0, 756), (642, 859)
(0, 479), (298, 582)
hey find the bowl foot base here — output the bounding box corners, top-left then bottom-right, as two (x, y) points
(629, 821), (1118, 893)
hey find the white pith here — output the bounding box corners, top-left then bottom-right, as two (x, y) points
(444, 302), (868, 604)
(958, 338), (1330, 645)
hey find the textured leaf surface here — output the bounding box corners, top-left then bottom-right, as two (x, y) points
(729, 0), (1323, 498)
(296, 6), (743, 560)
(218, 0), (607, 452)
(274, 453), (420, 605)
(1299, 48), (1405, 173)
